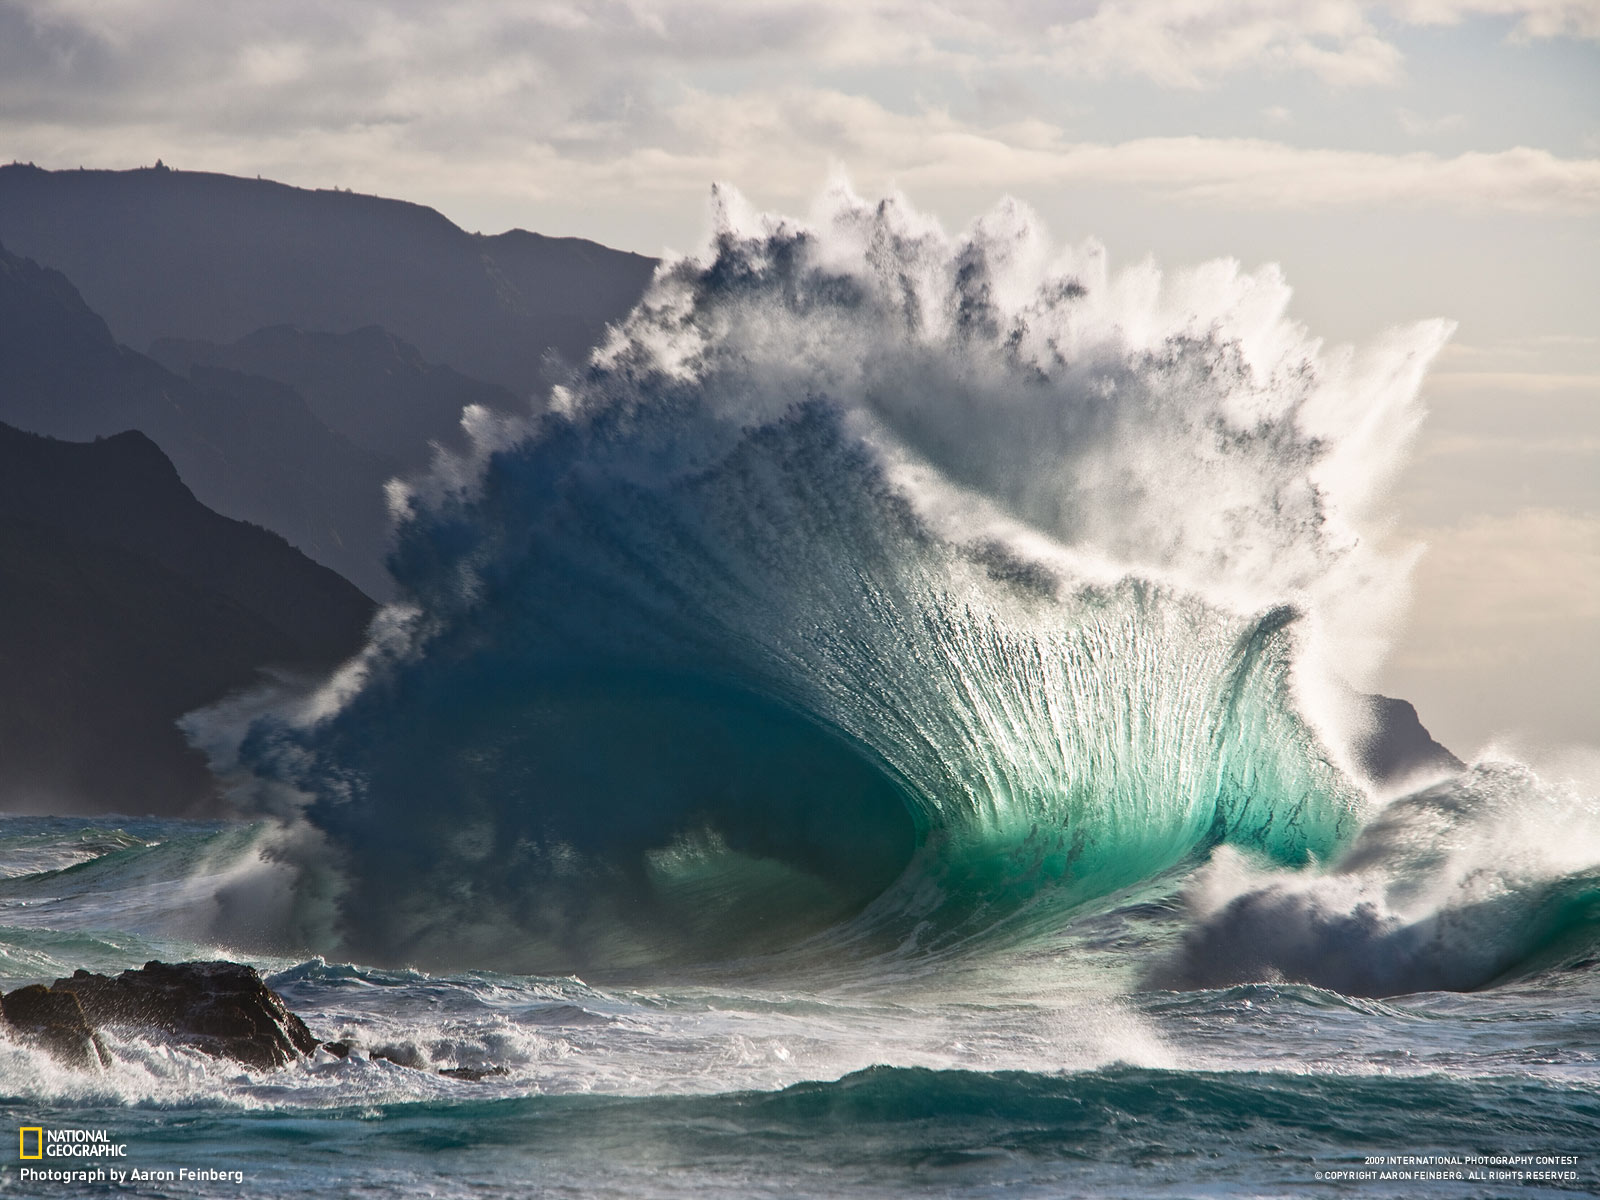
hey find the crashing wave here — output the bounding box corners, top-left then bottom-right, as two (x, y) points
(1149, 759), (1600, 995)
(191, 185), (1455, 973)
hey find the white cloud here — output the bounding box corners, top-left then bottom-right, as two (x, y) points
(1024, 2), (1404, 87)
(965, 136), (1599, 215)
(5, 1), (1598, 113)
(1, 2), (1596, 237)
(9, 80), (1597, 223)
(1393, 0), (1600, 39)
(1441, 334), (1600, 360)
(651, 91), (1600, 214)
(1023, 1), (1600, 90)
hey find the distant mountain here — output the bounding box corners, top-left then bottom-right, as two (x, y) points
(0, 164), (658, 394)
(0, 241), (395, 597)
(1355, 694), (1464, 786)
(0, 422), (375, 816)
(150, 324), (520, 472)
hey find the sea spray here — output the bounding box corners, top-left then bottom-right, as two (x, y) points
(191, 185), (1452, 973)
(1150, 759), (1600, 995)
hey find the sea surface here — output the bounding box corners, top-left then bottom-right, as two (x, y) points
(4, 189), (1598, 1195)
(0, 814), (1596, 1197)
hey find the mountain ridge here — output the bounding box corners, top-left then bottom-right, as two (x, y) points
(0, 163), (657, 394)
(149, 323), (521, 472)
(0, 421), (375, 815)
(0, 237), (396, 597)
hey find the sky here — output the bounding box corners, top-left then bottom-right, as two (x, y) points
(1, 0), (1596, 755)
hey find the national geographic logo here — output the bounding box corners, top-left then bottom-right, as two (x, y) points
(16, 1126), (127, 1159)
(16, 1126), (244, 1187)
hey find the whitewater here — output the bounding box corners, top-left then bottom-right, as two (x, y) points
(2, 187), (1597, 1197)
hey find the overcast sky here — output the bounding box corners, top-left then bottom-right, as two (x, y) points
(2, 0), (1596, 754)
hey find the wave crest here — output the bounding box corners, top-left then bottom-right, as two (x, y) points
(1150, 761), (1600, 996)
(195, 186), (1451, 972)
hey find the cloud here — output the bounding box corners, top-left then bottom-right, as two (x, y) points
(7, 77), (1599, 224)
(1, 1), (1597, 237)
(1393, 0), (1600, 39)
(647, 92), (1594, 213)
(4, 2), (1598, 117)
(1432, 339), (1600, 382)
(943, 135), (1599, 215)
(1020, 1), (1597, 86)
(1440, 335), (1600, 361)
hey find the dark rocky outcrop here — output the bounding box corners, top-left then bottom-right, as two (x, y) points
(0, 420), (375, 815)
(439, 1065), (510, 1081)
(1354, 693), (1464, 786)
(369, 1042), (431, 1070)
(36, 961), (317, 1071)
(0, 984), (110, 1068)
(4, 961), (509, 1080)
(330, 1038), (507, 1081)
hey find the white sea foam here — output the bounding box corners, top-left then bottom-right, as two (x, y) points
(1152, 759), (1600, 995)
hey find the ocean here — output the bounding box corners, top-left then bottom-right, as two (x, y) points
(2, 188), (1596, 1196)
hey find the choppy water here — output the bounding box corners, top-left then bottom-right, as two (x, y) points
(0, 816), (1596, 1197)
(4, 188), (1598, 1194)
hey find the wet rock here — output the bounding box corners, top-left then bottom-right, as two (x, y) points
(331, 1037), (508, 1081)
(49, 960), (318, 1071)
(370, 1042), (429, 1070)
(439, 1065), (509, 1081)
(1, 983), (111, 1069)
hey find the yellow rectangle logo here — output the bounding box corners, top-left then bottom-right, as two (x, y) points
(19, 1127), (42, 1159)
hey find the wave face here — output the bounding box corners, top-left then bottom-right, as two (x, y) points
(210, 187), (1452, 973)
(1150, 760), (1600, 995)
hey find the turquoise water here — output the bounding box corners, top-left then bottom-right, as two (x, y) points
(1, 815), (1597, 1197)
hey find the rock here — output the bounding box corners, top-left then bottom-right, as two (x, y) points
(48, 960), (318, 1071)
(1353, 693), (1463, 786)
(329, 1037), (507, 1081)
(370, 1042), (429, 1070)
(439, 1065), (509, 1081)
(6, 959), (510, 1078)
(1, 983), (111, 1068)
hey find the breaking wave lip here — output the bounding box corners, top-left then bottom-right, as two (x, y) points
(1148, 760), (1600, 997)
(188, 182), (1456, 975)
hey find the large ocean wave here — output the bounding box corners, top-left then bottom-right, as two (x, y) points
(190, 186), (1461, 974)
